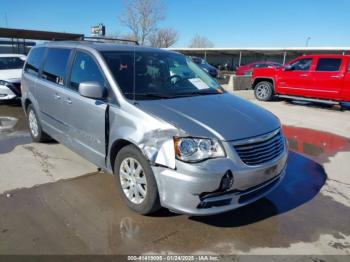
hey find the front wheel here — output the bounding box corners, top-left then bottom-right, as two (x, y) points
(254, 81), (274, 101)
(114, 145), (161, 215)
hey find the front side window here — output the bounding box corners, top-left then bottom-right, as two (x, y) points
(290, 58), (312, 71)
(42, 48), (71, 85)
(69, 51), (106, 91)
(0, 56), (25, 70)
(24, 47), (45, 76)
(316, 58), (341, 72)
(102, 51), (223, 100)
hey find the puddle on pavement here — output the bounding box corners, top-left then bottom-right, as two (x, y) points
(0, 104), (31, 153)
(282, 125), (350, 163)
(0, 125), (350, 254)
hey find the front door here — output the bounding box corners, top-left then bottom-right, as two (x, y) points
(62, 50), (109, 168)
(277, 57), (314, 97)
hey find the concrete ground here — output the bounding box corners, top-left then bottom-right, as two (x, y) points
(0, 96), (349, 256)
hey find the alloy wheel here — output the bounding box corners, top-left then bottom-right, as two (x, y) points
(119, 157), (147, 204)
(28, 110), (39, 138)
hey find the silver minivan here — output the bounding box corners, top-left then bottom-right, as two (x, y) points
(21, 41), (288, 216)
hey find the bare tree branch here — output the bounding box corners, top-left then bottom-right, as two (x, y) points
(188, 34), (214, 48)
(119, 0), (165, 45)
(149, 27), (179, 48)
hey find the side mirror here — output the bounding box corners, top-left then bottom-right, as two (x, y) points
(284, 64), (293, 71)
(78, 81), (105, 99)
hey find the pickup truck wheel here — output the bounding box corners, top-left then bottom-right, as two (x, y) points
(27, 104), (51, 142)
(114, 145), (161, 215)
(254, 81), (274, 101)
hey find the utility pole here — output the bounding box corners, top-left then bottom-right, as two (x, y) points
(5, 12), (8, 27)
(305, 36), (311, 47)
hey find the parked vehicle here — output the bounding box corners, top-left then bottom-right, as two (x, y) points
(190, 56), (218, 78)
(0, 54), (26, 100)
(21, 41), (288, 216)
(252, 54), (350, 109)
(236, 61), (281, 76)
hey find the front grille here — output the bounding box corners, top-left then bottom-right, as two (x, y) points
(233, 129), (285, 166)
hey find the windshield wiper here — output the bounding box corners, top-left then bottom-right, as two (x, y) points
(174, 90), (222, 97)
(124, 93), (175, 99)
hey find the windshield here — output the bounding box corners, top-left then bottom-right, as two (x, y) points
(0, 57), (25, 70)
(103, 51), (223, 100)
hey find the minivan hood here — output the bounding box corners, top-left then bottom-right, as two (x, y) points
(0, 69), (22, 82)
(136, 93), (280, 141)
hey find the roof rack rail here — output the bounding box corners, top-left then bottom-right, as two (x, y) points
(83, 36), (139, 45)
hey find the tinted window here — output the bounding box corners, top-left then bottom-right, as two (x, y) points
(0, 57), (25, 70)
(70, 51), (106, 91)
(290, 58), (312, 71)
(316, 58), (341, 72)
(24, 47), (45, 76)
(42, 48), (71, 85)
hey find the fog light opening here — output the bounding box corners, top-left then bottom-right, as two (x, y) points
(219, 170), (234, 191)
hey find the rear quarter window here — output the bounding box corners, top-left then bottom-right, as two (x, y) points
(41, 48), (71, 85)
(24, 47), (46, 76)
(315, 58), (342, 72)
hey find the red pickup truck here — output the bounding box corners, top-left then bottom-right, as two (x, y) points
(252, 54), (350, 108)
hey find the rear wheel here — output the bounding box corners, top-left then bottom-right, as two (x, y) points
(114, 145), (161, 215)
(27, 104), (51, 142)
(254, 81), (274, 101)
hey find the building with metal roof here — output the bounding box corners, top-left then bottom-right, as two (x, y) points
(169, 47), (350, 69)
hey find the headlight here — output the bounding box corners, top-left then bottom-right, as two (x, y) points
(173, 137), (226, 162)
(0, 80), (11, 87)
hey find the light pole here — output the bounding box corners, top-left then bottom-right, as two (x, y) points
(305, 36), (311, 47)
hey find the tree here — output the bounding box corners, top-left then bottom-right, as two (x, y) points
(119, 0), (165, 45)
(188, 34), (214, 48)
(149, 27), (179, 48)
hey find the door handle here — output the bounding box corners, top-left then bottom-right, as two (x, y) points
(65, 98), (72, 104)
(54, 94), (61, 100)
(300, 74), (308, 77)
(331, 75), (341, 79)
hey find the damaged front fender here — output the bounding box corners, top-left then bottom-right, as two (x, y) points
(108, 104), (186, 170)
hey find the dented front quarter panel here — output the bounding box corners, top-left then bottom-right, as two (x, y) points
(107, 100), (186, 172)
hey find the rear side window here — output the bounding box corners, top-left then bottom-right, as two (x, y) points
(316, 58), (341, 72)
(69, 51), (106, 91)
(24, 47), (45, 76)
(42, 48), (71, 85)
(252, 63), (262, 68)
(290, 58), (312, 71)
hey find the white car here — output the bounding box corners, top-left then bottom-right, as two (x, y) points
(0, 54), (26, 100)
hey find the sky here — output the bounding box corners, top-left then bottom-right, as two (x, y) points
(1, 0), (350, 48)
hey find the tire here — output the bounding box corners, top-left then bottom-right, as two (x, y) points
(254, 81), (274, 101)
(114, 144), (161, 215)
(27, 104), (51, 142)
(340, 102), (350, 111)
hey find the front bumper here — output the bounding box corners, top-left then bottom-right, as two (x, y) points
(0, 85), (17, 100)
(152, 141), (288, 216)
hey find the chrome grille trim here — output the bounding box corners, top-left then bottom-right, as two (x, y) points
(233, 128), (285, 166)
